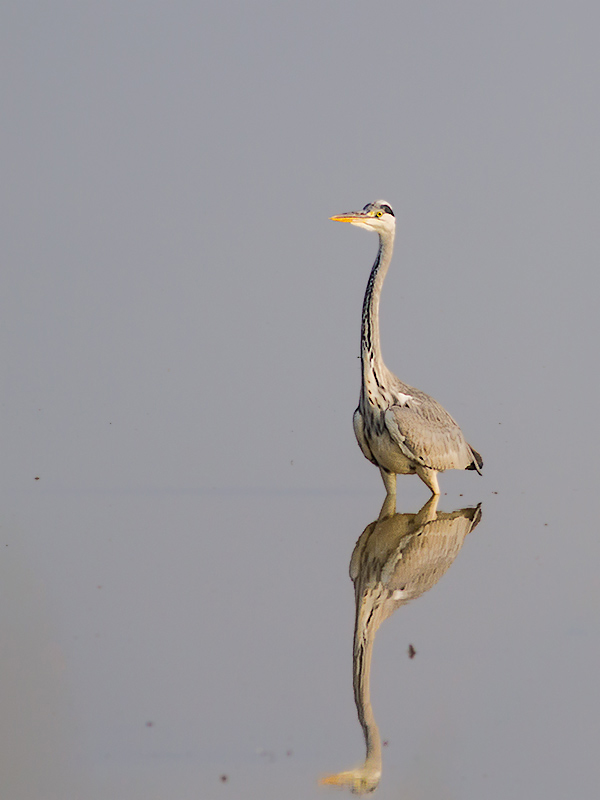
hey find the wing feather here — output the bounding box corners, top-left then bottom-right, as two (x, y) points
(384, 398), (475, 472)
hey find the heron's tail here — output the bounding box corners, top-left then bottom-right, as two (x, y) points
(466, 445), (483, 474)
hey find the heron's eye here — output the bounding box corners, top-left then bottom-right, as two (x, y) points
(376, 210), (383, 218)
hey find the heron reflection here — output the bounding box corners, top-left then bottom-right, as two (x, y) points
(320, 495), (482, 794)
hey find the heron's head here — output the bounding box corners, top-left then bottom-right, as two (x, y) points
(330, 200), (395, 234)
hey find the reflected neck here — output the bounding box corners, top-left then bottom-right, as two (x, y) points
(353, 599), (383, 776)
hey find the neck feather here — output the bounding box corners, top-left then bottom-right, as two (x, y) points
(361, 230), (395, 395)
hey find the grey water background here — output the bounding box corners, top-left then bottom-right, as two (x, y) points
(2, 2), (599, 798)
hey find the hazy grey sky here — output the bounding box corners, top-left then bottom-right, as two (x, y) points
(3, 0), (599, 495)
(2, 3), (599, 798)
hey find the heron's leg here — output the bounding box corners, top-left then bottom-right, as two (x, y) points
(378, 492), (397, 521)
(379, 467), (397, 497)
(415, 465), (440, 496)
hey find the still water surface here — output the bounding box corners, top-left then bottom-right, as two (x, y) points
(2, 457), (598, 799)
(4, 2), (600, 797)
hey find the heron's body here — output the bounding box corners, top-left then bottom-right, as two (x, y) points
(331, 200), (482, 496)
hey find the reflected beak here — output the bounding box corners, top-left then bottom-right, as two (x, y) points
(319, 772), (352, 786)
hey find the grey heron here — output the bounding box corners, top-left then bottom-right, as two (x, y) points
(331, 200), (483, 497)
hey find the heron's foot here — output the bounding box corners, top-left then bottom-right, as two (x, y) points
(414, 493), (440, 524)
(378, 492), (397, 520)
(379, 467), (397, 497)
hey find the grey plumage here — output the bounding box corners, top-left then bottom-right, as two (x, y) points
(331, 200), (483, 497)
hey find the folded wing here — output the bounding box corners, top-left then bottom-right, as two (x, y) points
(384, 398), (480, 472)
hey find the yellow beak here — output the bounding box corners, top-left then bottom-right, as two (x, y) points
(330, 212), (363, 223)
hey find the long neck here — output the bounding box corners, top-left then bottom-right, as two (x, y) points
(361, 229), (395, 397)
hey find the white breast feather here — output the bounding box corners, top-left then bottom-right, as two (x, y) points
(396, 392), (417, 406)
